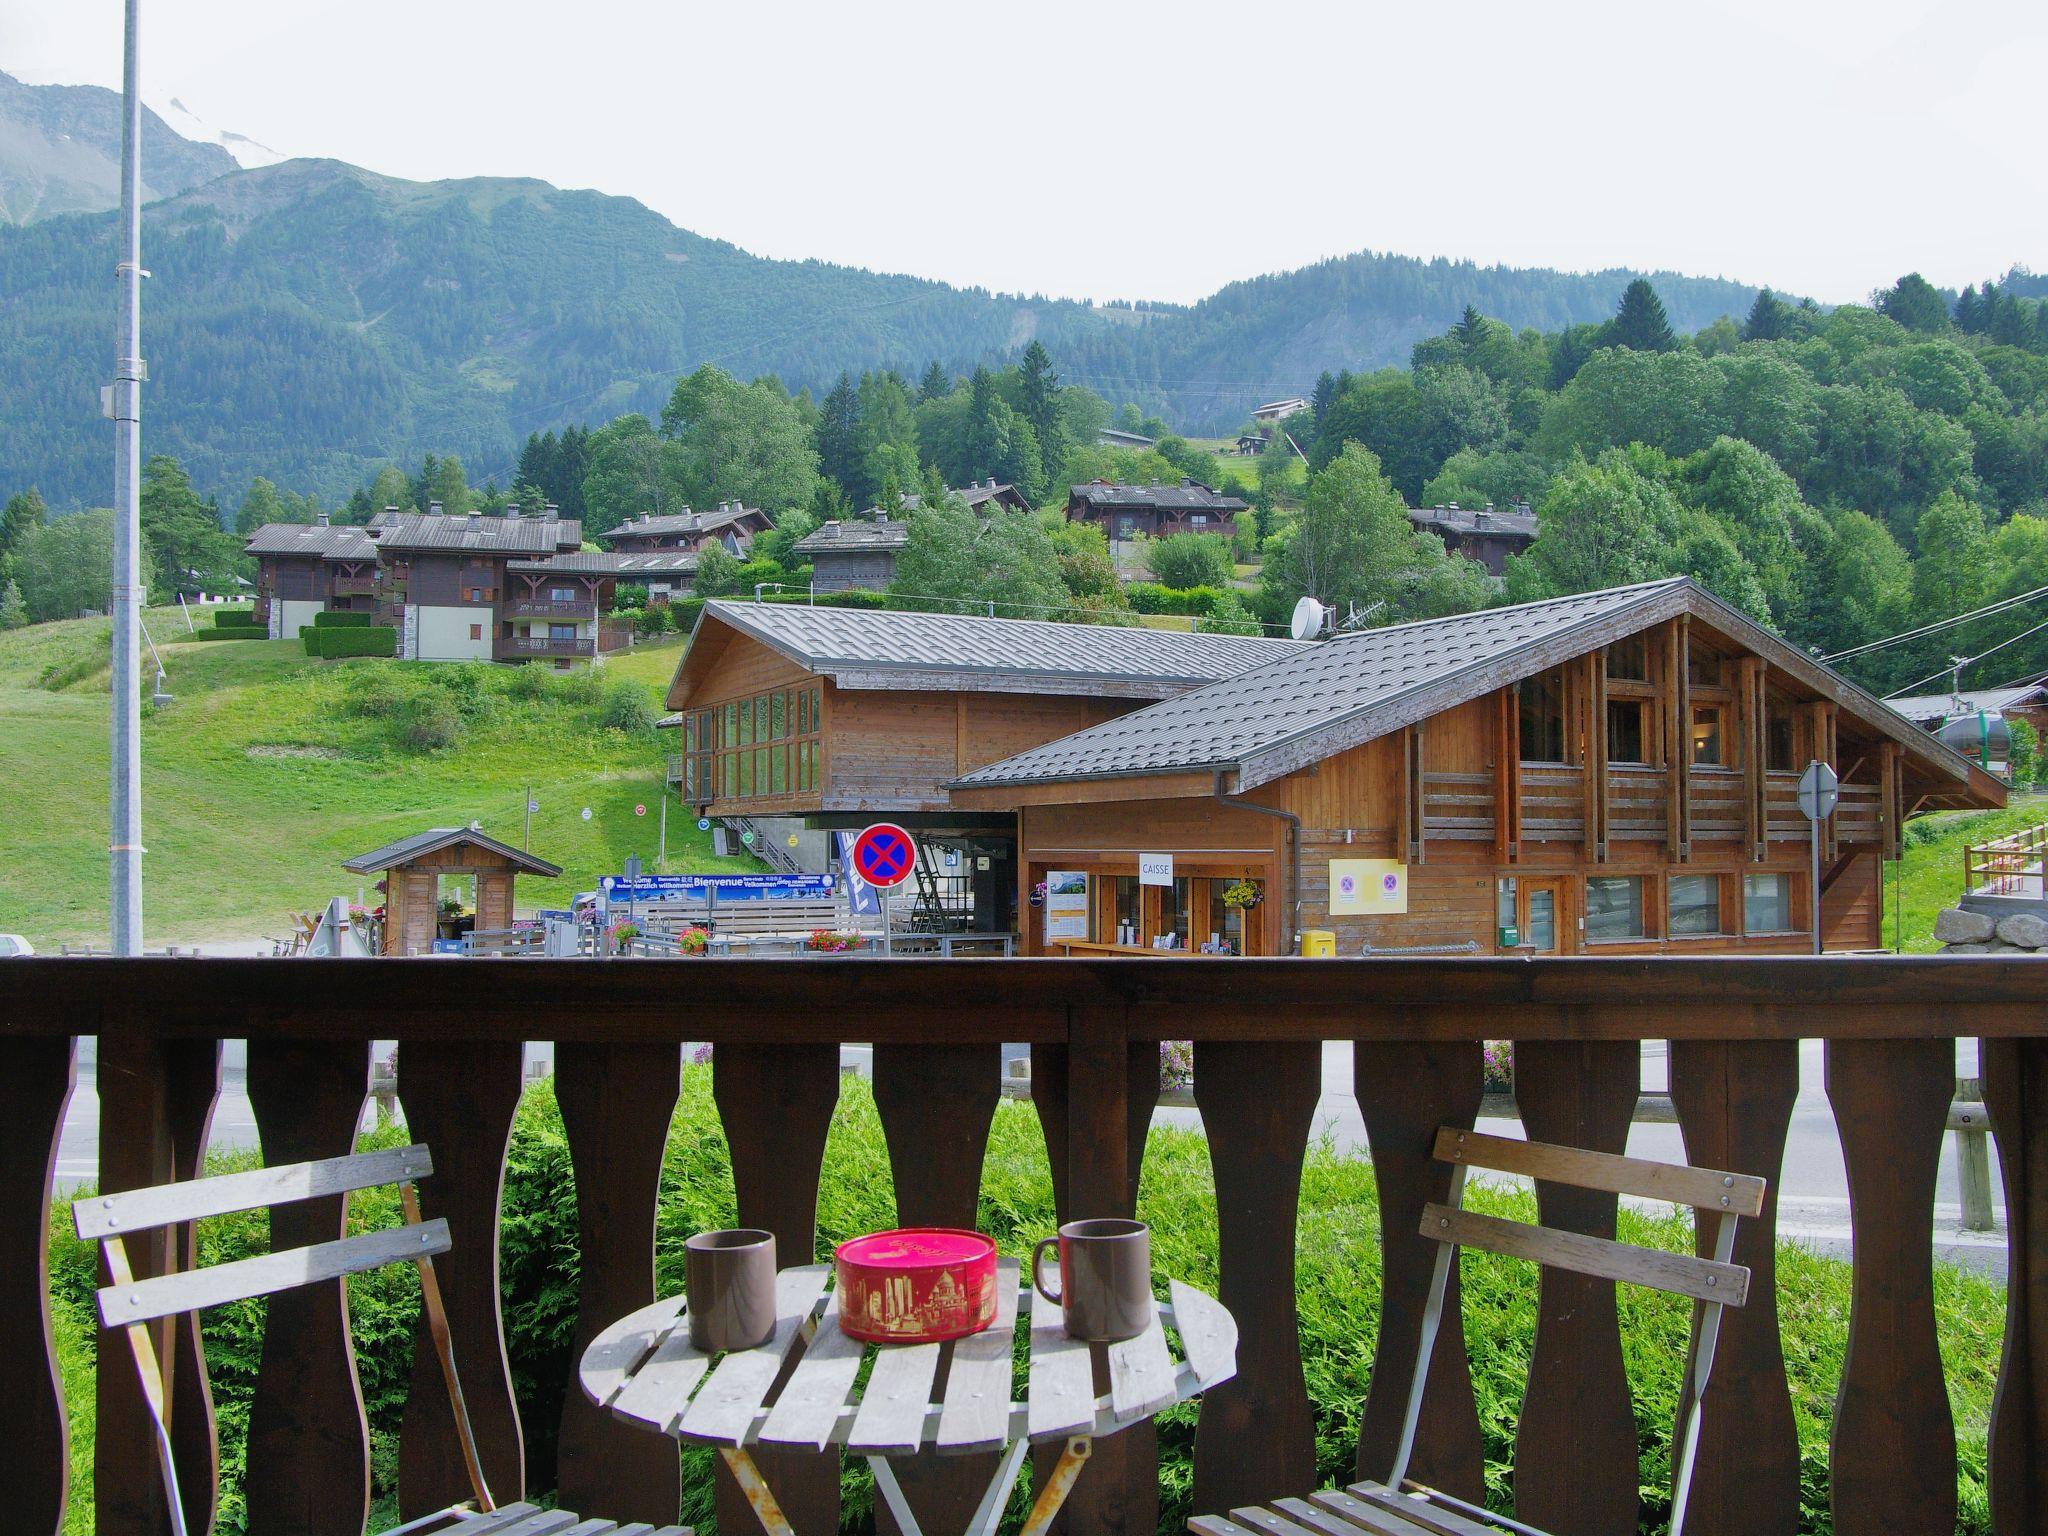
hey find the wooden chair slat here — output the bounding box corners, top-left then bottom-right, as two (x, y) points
(1189, 1519), (1256, 1536)
(1106, 1299), (1178, 1422)
(758, 1291), (866, 1452)
(98, 1218), (451, 1325)
(557, 1522), (621, 1536)
(76, 1144), (433, 1238)
(477, 1513), (586, 1536)
(676, 1266), (831, 1447)
(1431, 1128), (1764, 1216)
(1419, 1203), (1748, 1305)
(1275, 1493), (1426, 1535)
(1228, 1505), (1322, 1536)
(1338, 1484), (1498, 1536)
(442, 1504), (543, 1534)
(932, 1259), (1020, 1452)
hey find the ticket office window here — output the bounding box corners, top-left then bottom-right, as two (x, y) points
(1089, 872), (1264, 952)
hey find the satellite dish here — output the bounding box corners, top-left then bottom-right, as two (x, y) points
(1289, 596), (1330, 642)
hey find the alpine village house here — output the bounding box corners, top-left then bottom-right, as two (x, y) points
(939, 578), (2003, 956)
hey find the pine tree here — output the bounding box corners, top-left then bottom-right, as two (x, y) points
(516, 430), (556, 494)
(1016, 341), (1066, 485)
(1609, 279), (1675, 352)
(554, 424), (590, 518)
(1875, 273), (1950, 334)
(427, 455), (472, 514)
(816, 373), (864, 502)
(1953, 285), (1985, 334)
(919, 361), (952, 402)
(0, 579), (26, 629)
(1, 487), (47, 560)
(1451, 305), (1485, 349)
(1741, 288), (1787, 342)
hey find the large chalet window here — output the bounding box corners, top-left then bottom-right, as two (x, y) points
(1606, 637), (1649, 682)
(1584, 876), (1645, 942)
(1691, 705), (1727, 766)
(1766, 708), (1798, 771)
(1669, 874), (1723, 937)
(1606, 699), (1648, 764)
(1744, 872), (1795, 934)
(1518, 672), (1568, 763)
(684, 683), (822, 803)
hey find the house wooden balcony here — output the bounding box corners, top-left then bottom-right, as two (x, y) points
(10, 957), (2043, 1535)
(329, 576), (378, 597)
(495, 634), (596, 661)
(505, 597), (597, 621)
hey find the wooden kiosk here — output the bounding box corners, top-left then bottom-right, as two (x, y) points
(342, 827), (562, 956)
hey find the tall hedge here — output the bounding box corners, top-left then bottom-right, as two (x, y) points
(312, 610), (372, 628)
(211, 609), (262, 630)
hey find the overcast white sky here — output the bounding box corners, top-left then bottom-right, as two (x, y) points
(6, 0), (2044, 306)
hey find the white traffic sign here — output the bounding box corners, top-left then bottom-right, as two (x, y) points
(581, 807), (593, 823)
(527, 799), (540, 814)
(1797, 761), (1839, 821)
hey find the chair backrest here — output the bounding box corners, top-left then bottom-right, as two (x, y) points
(1386, 1126), (1765, 1536)
(78, 1143), (492, 1536)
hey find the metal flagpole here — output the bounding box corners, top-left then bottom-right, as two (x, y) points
(109, 0), (147, 955)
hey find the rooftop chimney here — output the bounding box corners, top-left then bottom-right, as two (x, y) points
(543, 502), (559, 517)
(823, 521), (841, 538)
(428, 500), (443, 515)
(315, 510), (329, 527)
(1445, 502), (1459, 511)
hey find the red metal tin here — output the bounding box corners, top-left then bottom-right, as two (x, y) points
(834, 1227), (999, 1344)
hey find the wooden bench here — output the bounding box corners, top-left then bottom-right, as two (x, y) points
(1191, 1128), (1762, 1536)
(77, 1144), (692, 1536)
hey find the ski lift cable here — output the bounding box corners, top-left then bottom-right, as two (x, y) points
(1882, 612), (2048, 700)
(1823, 583), (2048, 663)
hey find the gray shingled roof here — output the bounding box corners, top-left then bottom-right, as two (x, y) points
(243, 523), (378, 559)
(792, 519), (910, 554)
(1067, 480), (1247, 513)
(1409, 504), (1538, 540)
(508, 552), (699, 575)
(949, 578), (1996, 797)
(375, 513), (581, 555)
(682, 599), (1309, 700)
(341, 826), (563, 877)
(1886, 683), (2048, 725)
(599, 504), (760, 541)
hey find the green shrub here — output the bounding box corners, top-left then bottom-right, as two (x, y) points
(399, 693), (464, 750)
(211, 609), (262, 630)
(339, 669), (414, 718)
(191, 627), (264, 641)
(599, 678), (657, 732)
(312, 610), (372, 628)
(1147, 531), (1235, 590)
(1124, 583), (1231, 617)
(309, 626), (398, 659)
(551, 664), (606, 707)
(634, 605), (670, 638)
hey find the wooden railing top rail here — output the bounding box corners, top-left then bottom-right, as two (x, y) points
(6, 954), (2046, 1041)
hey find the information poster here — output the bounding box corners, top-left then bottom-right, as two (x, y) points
(1044, 870), (1090, 942)
(1329, 859), (1408, 915)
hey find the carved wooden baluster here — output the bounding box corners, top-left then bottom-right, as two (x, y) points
(1191, 1039), (1321, 1515)
(96, 1032), (222, 1536)
(398, 1041), (524, 1520)
(556, 1043), (681, 1522)
(1669, 1038), (1800, 1534)
(1032, 1019), (1162, 1535)
(715, 1042), (842, 1536)
(872, 1041), (1001, 1536)
(1828, 1038), (1957, 1534)
(244, 1039), (371, 1535)
(1512, 1039), (1638, 1536)
(1, 1035), (77, 1536)
(1353, 1039), (1485, 1500)
(1985, 1036), (2048, 1535)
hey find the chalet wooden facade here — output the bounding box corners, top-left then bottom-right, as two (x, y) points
(246, 520), (379, 637)
(949, 579), (2005, 957)
(661, 602), (1309, 927)
(1066, 479), (1248, 540)
(341, 826), (561, 956)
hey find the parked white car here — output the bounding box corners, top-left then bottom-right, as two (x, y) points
(0, 934), (35, 957)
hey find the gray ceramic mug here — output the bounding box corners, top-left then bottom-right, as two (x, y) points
(1031, 1217), (1153, 1342)
(686, 1228), (776, 1353)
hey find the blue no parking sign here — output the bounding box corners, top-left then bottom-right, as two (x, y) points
(851, 822), (916, 891)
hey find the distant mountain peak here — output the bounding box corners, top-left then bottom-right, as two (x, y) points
(0, 67), (238, 223)
(153, 94), (286, 169)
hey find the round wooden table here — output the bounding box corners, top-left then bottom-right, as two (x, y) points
(580, 1258), (1237, 1536)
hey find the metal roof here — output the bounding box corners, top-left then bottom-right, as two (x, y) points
(507, 552), (699, 575)
(1067, 480), (1248, 513)
(949, 578), (2001, 798)
(374, 513), (581, 555)
(671, 599), (1310, 704)
(1885, 684), (2048, 725)
(341, 826), (563, 878)
(243, 523), (378, 559)
(598, 504), (761, 541)
(791, 519), (909, 553)
(1409, 504), (1538, 541)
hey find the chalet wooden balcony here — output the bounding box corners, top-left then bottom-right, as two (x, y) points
(505, 596), (597, 621)
(9, 956), (2046, 1536)
(330, 576), (378, 597)
(496, 633), (596, 661)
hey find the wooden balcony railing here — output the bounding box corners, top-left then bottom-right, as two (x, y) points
(8, 957), (2048, 1536)
(1688, 766), (1745, 842)
(1421, 771), (1493, 843)
(1518, 765), (1584, 843)
(1968, 820), (2048, 898)
(1607, 763), (1668, 843)
(495, 634), (596, 660)
(505, 597), (597, 620)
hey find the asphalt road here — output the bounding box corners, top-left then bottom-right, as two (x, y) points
(57, 1037), (2005, 1275)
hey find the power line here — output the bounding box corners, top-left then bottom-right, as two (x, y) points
(1823, 584), (2048, 663)
(1883, 612), (2048, 700)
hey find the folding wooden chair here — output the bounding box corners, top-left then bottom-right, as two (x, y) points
(78, 1142), (692, 1536)
(1191, 1126), (1765, 1536)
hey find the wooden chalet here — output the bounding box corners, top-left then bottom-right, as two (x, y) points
(245, 520), (380, 638)
(600, 502), (768, 556)
(342, 826), (562, 956)
(948, 579), (2005, 957)
(790, 514), (909, 594)
(1066, 479), (1247, 541)
(661, 600), (1309, 928)
(1408, 501), (1538, 576)
(373, 508), (582, 662)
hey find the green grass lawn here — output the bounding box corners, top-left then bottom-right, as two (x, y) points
(1885, 793), (2048, 951)
(0, 613), (758, 949)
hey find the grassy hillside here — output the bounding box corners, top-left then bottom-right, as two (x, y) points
(0, 614), (756, 949)
(1886, 796), (2048, 952)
